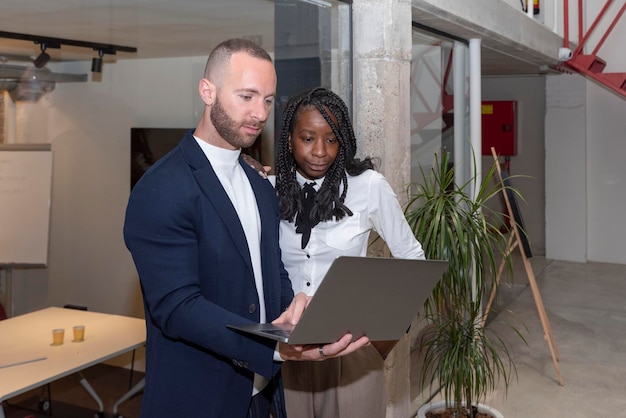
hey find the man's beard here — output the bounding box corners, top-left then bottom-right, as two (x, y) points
(210, 97), (262, 149)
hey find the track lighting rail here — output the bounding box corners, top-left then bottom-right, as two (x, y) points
(0, 30), (137, 56)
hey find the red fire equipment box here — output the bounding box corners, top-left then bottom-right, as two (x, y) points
(481, 101), (517, 156)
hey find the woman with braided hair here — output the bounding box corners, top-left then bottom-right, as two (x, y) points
(273, 87), (425, 418)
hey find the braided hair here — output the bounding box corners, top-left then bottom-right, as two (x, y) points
(275, 87), (375, 223)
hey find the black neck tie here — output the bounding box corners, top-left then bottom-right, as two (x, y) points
(295, 182), (319, 249)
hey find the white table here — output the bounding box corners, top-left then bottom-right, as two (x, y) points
(0, 307), (146, 418)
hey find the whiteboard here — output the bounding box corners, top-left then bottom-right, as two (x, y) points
(0, 144), (52, 266)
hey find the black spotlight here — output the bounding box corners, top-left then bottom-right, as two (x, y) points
(33, 43), (50, 68)
(91, 49), (104, 73)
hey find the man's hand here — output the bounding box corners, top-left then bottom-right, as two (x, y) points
(277, 333), (370, 361)
(273, 292), (310, 325)
(272, 292), (370, 361)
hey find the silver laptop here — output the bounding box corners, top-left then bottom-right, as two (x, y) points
(227, 256), (448, 344)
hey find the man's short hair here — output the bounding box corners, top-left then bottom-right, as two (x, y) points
(204, 38), (272, 85)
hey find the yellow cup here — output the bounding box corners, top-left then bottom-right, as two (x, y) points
(52, 328), (65, 345)
(73, 325), (85, 342)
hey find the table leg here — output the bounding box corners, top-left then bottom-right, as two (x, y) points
(3, 267), (13, 318)
(112, 378), (144, 416)
(79, 372), (104, 413)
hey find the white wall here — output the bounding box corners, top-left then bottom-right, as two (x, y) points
(547, 73), (626, 264)
(586, 82), (626, 264)
(545, 73), (587, 262)
(545, 1), (626, 264)
(10, 56), (207, 318)
(585, 0), (626, 264)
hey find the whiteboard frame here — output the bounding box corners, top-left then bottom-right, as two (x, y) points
(0, 143), (52, 267)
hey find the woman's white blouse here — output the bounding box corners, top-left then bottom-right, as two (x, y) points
(275, 170), (425, 296)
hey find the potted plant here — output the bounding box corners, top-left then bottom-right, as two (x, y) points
(405, 149), (524, 418)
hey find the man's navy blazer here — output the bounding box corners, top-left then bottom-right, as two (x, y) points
(124, 130), (294, 417)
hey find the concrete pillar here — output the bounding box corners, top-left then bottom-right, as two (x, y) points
(352, 0), (412, 201)
(352, 0), (413, 417)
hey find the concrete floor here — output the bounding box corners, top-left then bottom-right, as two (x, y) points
(410, 256), (626, 417)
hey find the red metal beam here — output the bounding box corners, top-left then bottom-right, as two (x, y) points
(574, 0), (615, 56)
(592, 2), (626, 56)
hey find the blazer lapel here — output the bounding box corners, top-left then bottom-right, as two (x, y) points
(179, 133), (253, 273)
(240, 159), (274, 239)
(240, 159), (280, 315)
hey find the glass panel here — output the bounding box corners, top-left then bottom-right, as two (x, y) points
(270, 0), (352, 170)
(410, 30), (458, 185)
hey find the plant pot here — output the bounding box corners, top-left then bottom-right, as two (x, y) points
(417, 401), (504, 418)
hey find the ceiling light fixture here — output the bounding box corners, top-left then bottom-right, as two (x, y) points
(0, 31), (137, 74)
(91, 49), (104, 73)
(10, 67), (56, 102)
(33, 42), (50, 68)
(0, 30), (127, 101)
(0, 63), (88, 102)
